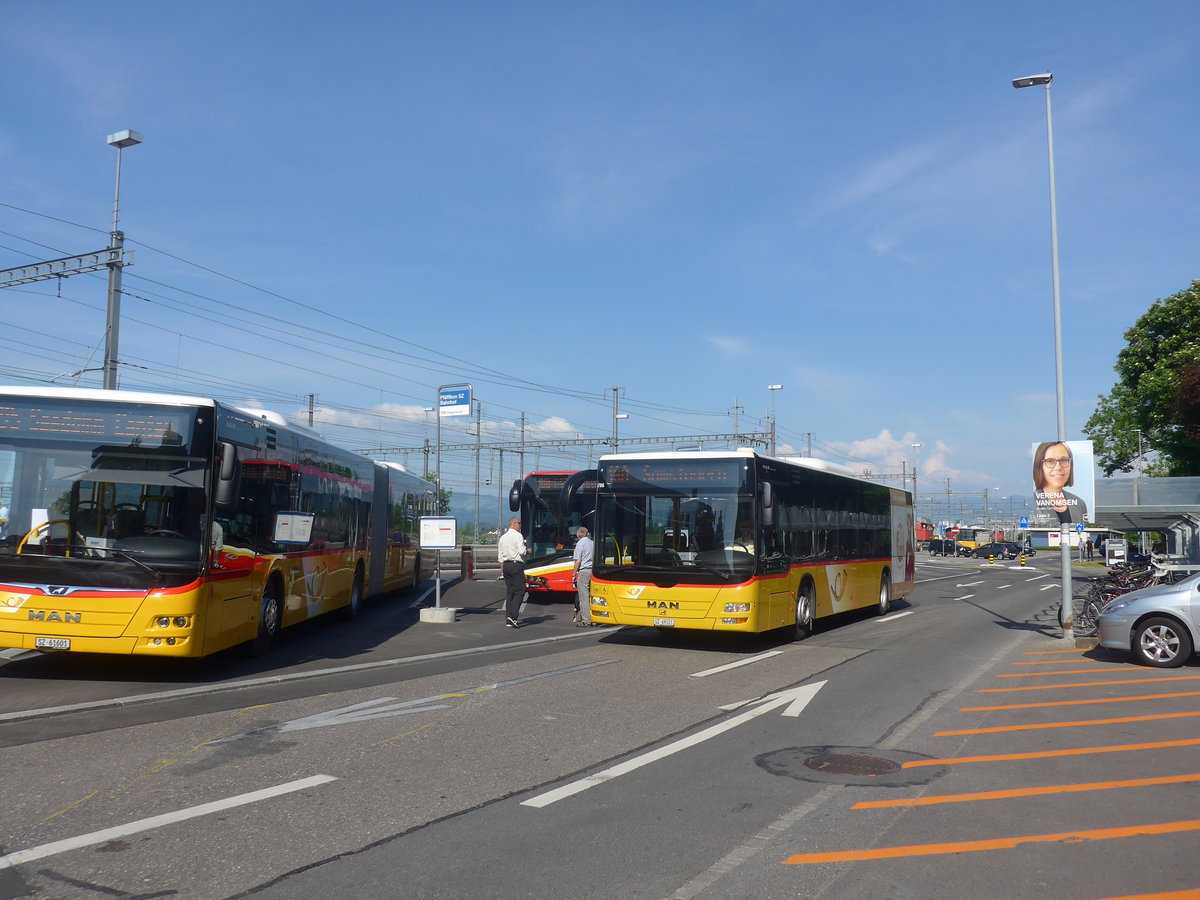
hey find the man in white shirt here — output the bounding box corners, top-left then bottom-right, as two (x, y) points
(572, 526), (594, 626)
(497, 517), (529, 627)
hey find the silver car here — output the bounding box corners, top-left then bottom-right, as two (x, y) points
(1097, 571), (1200, 668)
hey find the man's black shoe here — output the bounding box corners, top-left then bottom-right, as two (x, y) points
(506, 617), (519, 628)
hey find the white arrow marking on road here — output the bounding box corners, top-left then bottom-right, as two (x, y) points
(276, 697), (453, 732)
(214, 660), (617, 742)
(522, 681), (826, 808)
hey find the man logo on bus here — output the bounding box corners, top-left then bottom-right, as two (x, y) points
(646, 600), (680, 610)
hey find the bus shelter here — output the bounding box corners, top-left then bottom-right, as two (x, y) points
(1092, 476), (1200, 573)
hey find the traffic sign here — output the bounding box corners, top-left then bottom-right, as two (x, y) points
(438, 385), (472, 417)
(947, 527), (960, 538)
(1075, 523), (1086, 532)
(1019, 516), (1029, 529)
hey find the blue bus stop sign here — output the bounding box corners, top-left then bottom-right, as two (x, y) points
(1019, 516), (1029, 529)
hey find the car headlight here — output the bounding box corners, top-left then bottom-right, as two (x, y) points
(1103, 598), (1133, 613)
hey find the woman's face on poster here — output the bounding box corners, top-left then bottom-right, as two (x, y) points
(1040, 443), (1073, 491)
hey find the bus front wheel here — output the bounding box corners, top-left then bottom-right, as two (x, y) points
(793, 582), (815, 640)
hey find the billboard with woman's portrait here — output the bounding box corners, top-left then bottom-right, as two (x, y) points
(1031, 440), (1095, 525)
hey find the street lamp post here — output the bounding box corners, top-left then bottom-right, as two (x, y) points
(767, 384), (783, 455)
(1013, 71), (1073, 640)
(103, 129), (142, 390)
(611, 386), (626, 452)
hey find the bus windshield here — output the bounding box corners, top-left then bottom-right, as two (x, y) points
(0, 397), (212, 587)
(594, 457), (756, 581)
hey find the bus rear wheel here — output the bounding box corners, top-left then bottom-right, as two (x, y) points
(793, 582), (815, 640)
(246, 579), (283, 657)
(340, 568), (365, 621)
(877, 572), (891, 616)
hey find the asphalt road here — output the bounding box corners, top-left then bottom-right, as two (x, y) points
(2, 556), (1198, 899)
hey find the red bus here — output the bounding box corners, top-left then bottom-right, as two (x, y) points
(508, 470), (596, 594)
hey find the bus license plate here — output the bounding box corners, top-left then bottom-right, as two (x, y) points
(35, 637), (70, 650)
(653, 618), (675, 627)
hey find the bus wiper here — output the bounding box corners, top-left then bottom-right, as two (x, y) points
(685, 560), (734, 579)
(81, 544), (164, 582)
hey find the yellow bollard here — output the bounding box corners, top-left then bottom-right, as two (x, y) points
(1019, 553), (1026, 566)
(989, 554), (995, 565)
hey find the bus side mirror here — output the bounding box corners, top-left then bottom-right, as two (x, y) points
(214, 442), (242, 514)
(509, 479), (523, 512)
(760, 481), (775, 528)
(559, 469), (598, 519)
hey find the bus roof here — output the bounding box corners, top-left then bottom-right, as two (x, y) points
(597, 449), (899, 491)
(0, 384), (217, 408)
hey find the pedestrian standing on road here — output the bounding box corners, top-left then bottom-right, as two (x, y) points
(572, 526), (594, 626)
(498, 516), (529, 628)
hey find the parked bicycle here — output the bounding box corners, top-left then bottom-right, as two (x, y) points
(1061, 563), (1178, 637)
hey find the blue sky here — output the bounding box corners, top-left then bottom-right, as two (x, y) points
(1, 1), (1197, 526)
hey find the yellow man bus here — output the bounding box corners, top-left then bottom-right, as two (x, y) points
(586, 450), (915, 637)
(0, 386), (435, 658)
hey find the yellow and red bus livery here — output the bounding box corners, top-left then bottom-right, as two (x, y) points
(584, 450), (915, 637)
(0, 387), (435, 658)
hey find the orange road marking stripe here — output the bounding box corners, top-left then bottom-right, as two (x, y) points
(936, 710), (1200, 735)
(963, 691), (1200, 711)
(998, 668), (1176, 677)
(902, 737), (1200, 768)
(1023, 648), (1090, 655)
(978, 675), (1200, 693)
(782, 818), (1200, 864)
(1099, 889), (1200, 899)
(1011, 658), (1119, 666)
(852, 773), (1200, 809)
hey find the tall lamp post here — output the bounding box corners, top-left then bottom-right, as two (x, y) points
(1013, 71), (1073, 639)
(611, 386), (626, 452)
(103, 129), (141, 390)
(767, 384), (783, 455)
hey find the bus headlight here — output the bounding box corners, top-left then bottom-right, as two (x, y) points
(591, 596), (607, 607)
(157, 617), (171, 628)
(723, 603), (750, 613)
(173, 616), (188, 628)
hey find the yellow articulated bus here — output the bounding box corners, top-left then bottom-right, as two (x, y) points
(585, 450), (915, 637)
(0, 386), (435, 658)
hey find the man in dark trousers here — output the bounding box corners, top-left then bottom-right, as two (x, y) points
(497, 516), (529, 627)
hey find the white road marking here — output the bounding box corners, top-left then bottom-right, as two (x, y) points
(0, 631), (599, 725)
(216, 660), (617, 742)
(877, 611), (914, 622)
(690, 650), (783, 678)
(0, 775), (336, 871)
(522, 682), (826, 808)
(954, 595), (976, 601)
(957, 581), (985, 587)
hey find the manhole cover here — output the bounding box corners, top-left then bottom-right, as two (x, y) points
(804, 753), (901, 776)
(756, 745), (947, 786)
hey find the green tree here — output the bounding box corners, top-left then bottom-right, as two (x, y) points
(426, 473), (453, 515)
(1084, 280), (1200, 476)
